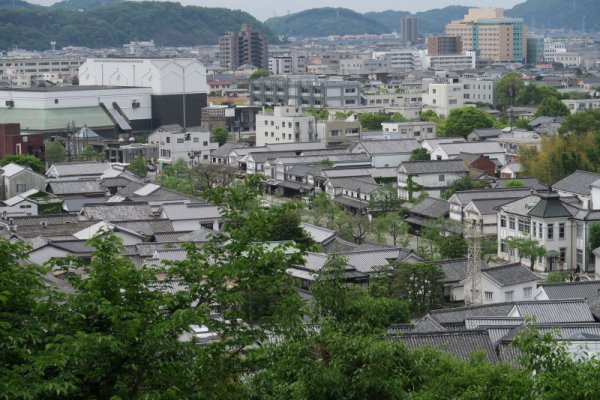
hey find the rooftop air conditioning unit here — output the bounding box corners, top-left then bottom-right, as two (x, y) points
(5, 100), (14, 107)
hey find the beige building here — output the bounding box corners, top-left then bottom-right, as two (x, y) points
(445, 8), (526, 63)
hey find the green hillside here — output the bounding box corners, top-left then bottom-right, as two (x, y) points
(0, 1), (272, 50)
(264, 7), (388, 37)
(363, 10), (410, 32)
(50, 0), (124, 11)
(507, 0), (600, 31)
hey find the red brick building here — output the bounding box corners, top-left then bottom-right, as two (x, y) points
(0, 124), (45, 160)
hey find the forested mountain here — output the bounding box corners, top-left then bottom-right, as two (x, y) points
(50, 0), (124, 11)
(0, 1), (272, 50)
(0, 0), (39, 9)
(264, 8), (388, 37)
(266, 0), (600, 37)
(506, 0), (600, 32)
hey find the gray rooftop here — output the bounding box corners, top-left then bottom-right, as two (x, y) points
(327, 177), (380, 194)
(449, 188), (532, 206)
(429, 302), (516, 327)
(409, 197), (449, 218)
(553, 170), (600, 196)
(80, 202), (154, 221)
(391, 330), (499, 363)
(539, 280), (600, 300)
(481, 263), (540, 287)
(509, 300), (595, 323)
(399, 159), (469, 175)
(47, 179), (105, 195)
(353, 139), (421, 155)
(47, 161), (115, 178)
(437, 258), (490, 284)
(469, 128), (504, 139)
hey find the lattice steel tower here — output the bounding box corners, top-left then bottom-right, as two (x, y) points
(465, 216), (484, 306)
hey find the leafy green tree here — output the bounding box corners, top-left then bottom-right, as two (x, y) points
(249, 68), (269, 80)
(589, 223), (600, 253)
(390, 112), (407, 122)
(507, 236), (547, 270)
(267, 204), (315, 250)
(358, 112), (391, 130)
(44, 140), (67, 165)
(77, 144), (104, 161)
(333, 210), (371, 244)
(369, 185), (402, 214)
(308, 192), (339, 228)
(558, 108), (600, 135)
(0, 154), (45, 173)
(438, 234), (468, 259)
(535, 96), (570, 117)
(158, 158), (192, 194)
(420, 109), (440, 122)
(497, 72), (525, 109)
(410, 147), (430, 161)
(514, 117), (531, 130)
(545, 271), (571, 283)
(516, 84), (561, 106)
(373, 212), (409, 247)
(317, 107), (329, 120)
(212, 125), (229, 146)
(128, 154), (148, 179)
(443, 107), (496, 138)
(393, 262), (445, 314)
(443, 175), (488, 199)
(189, 162), (238, 194)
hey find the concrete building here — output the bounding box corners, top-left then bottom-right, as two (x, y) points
(427, 36), (462, 55)
(543, 40), (566, 63)
(255, 106), (317, 147)
(445, 8), (527, 63)
(147, 125), (217, 167)
(397, 159), (469, 201)
(562, 98), (600, 114)
(0, 58), (84, 87)
(401, 16), (418, 44)
(462, 78), (496, 104)
(381, 121), (437, 140)
(79, 58), (208, 129)
(0, 86), (153, 137)
(219, 24), (268, 70)
(316, 118), (361, 147)
(422, 80), (464, 118)
(526, 37), (545, 65)
(250, 77), (361, 108)
(0, 163), (46, 201)
(424, 53), (477, 71)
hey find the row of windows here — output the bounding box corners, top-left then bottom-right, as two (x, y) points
(501, 216), (566, 240)
(484, 287), (532, 301)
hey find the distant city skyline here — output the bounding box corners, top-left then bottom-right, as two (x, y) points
(29, 0), (526, 21)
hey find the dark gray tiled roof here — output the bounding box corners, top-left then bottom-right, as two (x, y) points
(392, 330), (499, 363)
(48, 179), (105, 195)
(553, 170), (600, 196)
(437, 258), (489, 284)
(210, 142), (249, 158)
(80, 202), (154, 221)
(399, 159), (469, 175)
(450, 188), (531, 206)
(470, 128), (504, 138)
(499, 323), (600, 343)
(468, 198), (518, 215)
(10, 214), (79, 226)
(527, 191), (573, 218)
(464, 317), (524, 330)
(14, 220), (99, 239)
(429, 302), (515, 327)
(509, 300), (595, 323)
(327, 177), (379, 193)
(387, 324), (415, 335)
(110, 220), (174, 236)
(540, 281), (600, 300)
(409, 197), (449, 218)
(49, 240), (96, 254)
(482, 263), (540, 287)
(154, 231), (191, 242)
(63, 197), (106, 213)
(354, 139), (420, 155)
(413, 315), (448, 333)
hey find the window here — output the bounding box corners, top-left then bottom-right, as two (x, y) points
(19, 204), (31, 209)
(509, 217), (515, 230)
(203, 155), (208, 160)
(547, 224), (554, 240)
(577, 249), (583, 264)
(177, 138), (184, 144)
(160, 149), (171, 157)
(193, 137), (199, 143)
(559, 247), (566, 263)
(166, 137), (170, 144)
(559, 223), (565, 239)
(524, 287), (532, 298)
(16, 183), (26, 193)
(576, 223), (583, 239)
(203, 141), (208, 146)
(518, 218), (530, 234)
(505, 291), (514, 301)
(500, 239), (508, 253)
(484, 292), (493, 301)
(533, 222), (537, 237)
(501, 216), (507, 227)
(438, 174), (445, 182)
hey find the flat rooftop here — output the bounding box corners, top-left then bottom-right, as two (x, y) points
(0, 85), (144, 93)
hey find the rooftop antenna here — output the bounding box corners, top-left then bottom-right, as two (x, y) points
(464, 215), (484, 306)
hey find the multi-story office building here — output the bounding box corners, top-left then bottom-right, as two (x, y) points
(543, 40), (566, 62)
(148, 125), (217, 167)
(422, 79), (465, 118)
(526, 37), (545, 65)
(268, 53), (307, 75)
(401, 16), (418, 44)
(316, 118), (361, 147)
(427, 36), (463, 55)
(0, 58), (84, 87)
(219, 24), (268, 70)
(445, 8), (527, 63)
(250, 77), (362, 108)
(255, 106), (317, 147)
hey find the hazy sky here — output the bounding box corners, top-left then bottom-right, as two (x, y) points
(29, 0), (526, 21)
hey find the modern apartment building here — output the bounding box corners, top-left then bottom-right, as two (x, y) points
(0, 58), (84, 87)
(445, 8), (527, 63)
(219, 24), (268, 70)
(316, 118), (361, 147)
(255, 106), (317, 147)
(250, 77), (361, 108)
(400, 16), (418, 44)
(427, 36), (463, 55)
